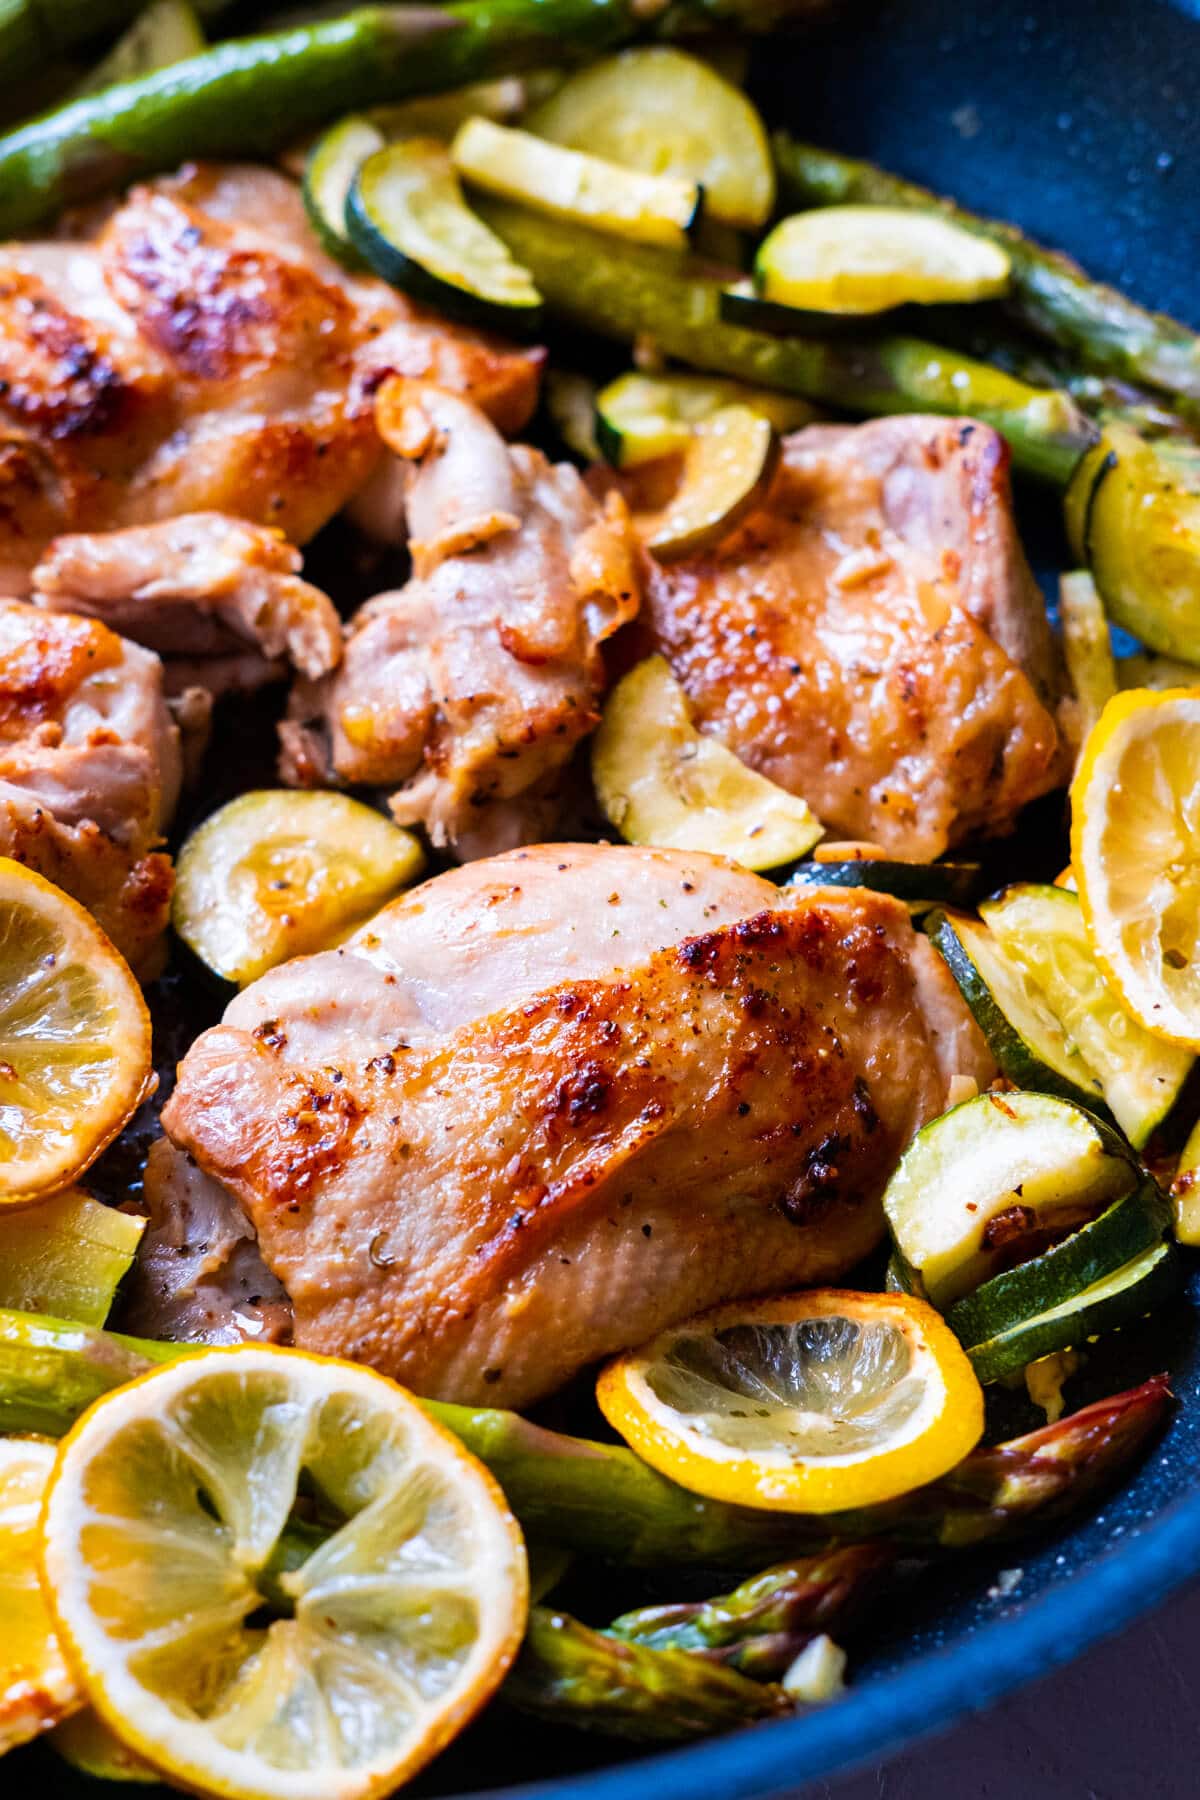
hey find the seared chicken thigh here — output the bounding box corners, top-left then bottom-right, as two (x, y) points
(32, 512), (342, 696)
(639, 416), (1066, 858)
(0, 601), (179, 970)
(0, 163), (542, 592)
(160, 843), (992, 1405)
(283, 385), (638, 857)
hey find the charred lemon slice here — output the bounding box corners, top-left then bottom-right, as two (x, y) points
(0, 860), (152, 1203)
(0, 1436), (80, 1752)
(41, 1345), (528, 1800)
(1072, 687), (1200, 1045)
(597, 1291), (984, 1513)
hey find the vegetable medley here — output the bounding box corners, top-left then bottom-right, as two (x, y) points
(0, 1), (1198, 1796)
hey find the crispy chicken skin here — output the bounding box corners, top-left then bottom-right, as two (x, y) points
(161, 843), (993, 1405)
(283, 384), (639, 858)
(0, 163), (542, 592)
(0, 601), (179, 971)
(32, 512), (342, 695)
(638, 415), (1066, 858)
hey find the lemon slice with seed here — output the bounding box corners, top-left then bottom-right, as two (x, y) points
(0, 859), (152, 1202)
(41, 1345), (527, 1800)
(0, 1436), (80, 1751)
(1072, 686), (1200, 1045)
(597, 1290), (984, 1513)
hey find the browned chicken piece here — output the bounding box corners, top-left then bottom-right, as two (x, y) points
(31, 512), (342, 696)
(122, 1139), (292, 1346)
(0, 601), (180, 971)
(636, 415), (1067, 860)
(160, 843), (993, 1405)
(283, 384), (639, 859)
(0, 163), (543, 593)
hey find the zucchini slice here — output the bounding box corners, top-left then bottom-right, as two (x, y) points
(452, 118), (701, 251)
(966, 1242), (1178, 1386)
(74, 0), (204, 98)
(929, 910), (1108, 1113)
(882, 1090), (1138, 1310)
(346, 139), (543, 336)
(754, 207), (1011, 315)
(543, 370), (601, 462)
(304, 114), (385, 264)
(637, 404), (778, 561)
(527, 47), (774, 229)
(592, 654), (823, 870)
(719, 277), (875, 337)
(595, 371), (814, 470)
(1066, 421), (1200, 661)
(1171, 1114), (1200, 1245)
(0, 1189), (144, 1327)
(980, 883), (1194, 1149)
(173, 790), (425, 988)
(1059, 569), (1116, 741)
(787, 858), (982, 910)
(945, 1178), (1170, 1349)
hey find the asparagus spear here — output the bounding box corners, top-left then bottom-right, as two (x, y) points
(772, 135), (1200, 412)
(0, 1309), (1170, 1564)
(478, 200), (1096, 484)
(504, 1607), (793, 1739)
(608, 1544), (890, 1677)
(0, 0), (801, 236)
(0, 0), (242, 89)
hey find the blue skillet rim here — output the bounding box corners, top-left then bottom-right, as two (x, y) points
(461, 1475), (1200, 1798)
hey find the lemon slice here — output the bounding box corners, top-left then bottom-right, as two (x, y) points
(0, 859), (152, 1202)
(173, 790), (426, 987)
(0, 1436), (80, 1751)
(41, 1345), (528, 1800)
(1072, 687), (1200, 1045)
(597, 1290), (984, 1513)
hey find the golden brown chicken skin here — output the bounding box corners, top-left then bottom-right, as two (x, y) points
(0, 601), (179, 971)
(637, 415), (1067, 859)
(0, 163), (543, 592)
(283, 384), (638, 859)
(160, 844), (992, 1405)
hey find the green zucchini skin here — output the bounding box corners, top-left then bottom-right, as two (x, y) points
(966, 1242), (1179, 1386)
(719, 279), (894, 338)
(0, 0), (792, 235)
(345, 146), (544, 338)
(927, 909), (1114, 1122)
(303, 114), (383, 267)
(946, 1179), (1170, 1349)
(478, 199), (1096, 486)
(787, 861), (983, 908)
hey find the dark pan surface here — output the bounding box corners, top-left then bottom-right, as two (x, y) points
(28, 1), (1200, 1794)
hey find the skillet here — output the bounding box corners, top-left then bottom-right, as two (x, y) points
(28, 0), (1200, 1793)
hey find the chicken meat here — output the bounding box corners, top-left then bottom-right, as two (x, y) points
(158, 842), (993, 1405)
(0, 162), (543, 592)
(32, 512), (342, 696)
(632, 415), (1067, 859)
(282, 384), (639, 858)
(0, 600), (180, 971)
